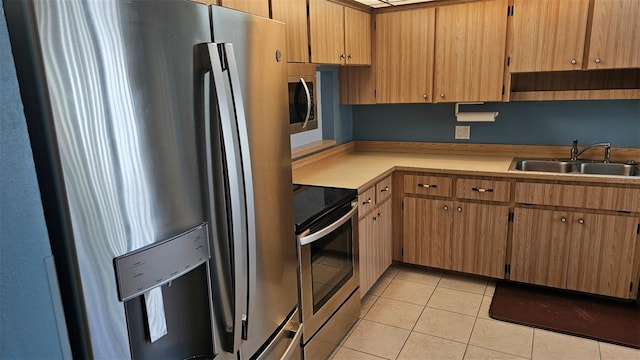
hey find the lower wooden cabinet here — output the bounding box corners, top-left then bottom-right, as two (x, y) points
(359, 199), (392, 297)
(402, 197), (452, 269)
(511, 207), (638, 299)
(452, 202), (509, 278)
(403, 197), (509, 279)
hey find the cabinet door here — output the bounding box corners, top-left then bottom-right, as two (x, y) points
(587, 0), (640, 69)
(309, 0), (345, 64)
(567, 213), (637, 298)
(344, 7), (371, 65)
(434, 0), (508, 102)
(359, 211), (376, 297)
(219, 0), (269, 17)
(452, 202), (508, 278)
(377, 199), (393, 275)
(375, 8), (435, 103)
(509, 0), (589, 72)
(403, 197), (452, 269)
(510, 208), (571, 288)
(271, 0), (309, 63)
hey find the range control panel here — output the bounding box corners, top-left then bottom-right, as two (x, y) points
(114, 223), (210, 301)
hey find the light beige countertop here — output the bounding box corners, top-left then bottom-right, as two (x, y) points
(292, 142), (640, 192)
(293, 152), (513, 190)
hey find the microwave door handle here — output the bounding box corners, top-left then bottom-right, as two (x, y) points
(208, 42), (248, 352)
(298, 204), (357, 246)
(222, 43), (257, 344)
(299, 77), (311, 129)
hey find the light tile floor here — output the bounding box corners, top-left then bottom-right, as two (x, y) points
(330, 264), (640, 360)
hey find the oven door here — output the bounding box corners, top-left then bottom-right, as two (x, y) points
(297, 201), (359, 343)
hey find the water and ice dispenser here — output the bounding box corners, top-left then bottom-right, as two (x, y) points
(113, 224), (216, 359)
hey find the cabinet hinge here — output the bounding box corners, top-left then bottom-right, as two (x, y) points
(374, 89), (377, 98)
(507, 56), (511, 67)
(401, 248), (404, 257)
(401, 200), (404, 210)
(507, 5), (514, 16)
(508, 211), (514, 222)
(630, 282), (634, 292)
(308, 45), (312, 58)
(637, 224), (640, 234)
(505, 264), (511, 274)
(307, 4), (310, 17)
(502, 85), (505, 96)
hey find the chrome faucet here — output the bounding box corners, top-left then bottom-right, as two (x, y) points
(570, 139), (611, 163)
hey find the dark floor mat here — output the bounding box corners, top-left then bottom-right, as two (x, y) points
(489, 281), (640, 349)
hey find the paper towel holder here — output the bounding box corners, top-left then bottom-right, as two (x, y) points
(455, 102), (499, 122)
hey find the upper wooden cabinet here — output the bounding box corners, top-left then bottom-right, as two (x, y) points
(271, 0), (309, 63)
(434, 0), (508, 102)
(218, 0), (269, 17)
(375, 8), (435, 103)
(509, 0), (590, 72)
(509, 0), (640, 72)
(309, 0), (371, 65)
(588, 0), (640, 69)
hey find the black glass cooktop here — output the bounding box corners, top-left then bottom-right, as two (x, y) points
(293, 184), (357, 234)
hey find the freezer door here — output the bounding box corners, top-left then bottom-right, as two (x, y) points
(204, 6), (299, 359)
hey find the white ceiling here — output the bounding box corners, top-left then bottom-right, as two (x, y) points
(353, 0), (438, 8)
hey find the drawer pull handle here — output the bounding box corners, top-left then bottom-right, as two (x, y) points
(472, 187), (494, 193)
(561, 217), (567, 223)
(457, 207), (463, 212)
(443, 206), (449, 211)
(380, 186), (389, 193)
(362, 198), (372, 205)
(578, 219), (585, 224)
(418, 183), (437, 189)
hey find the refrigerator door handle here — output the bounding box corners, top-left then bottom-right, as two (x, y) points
(221, 43), (258, 344)
(299, 78), (312, 129)
(207, 42), (250, 352)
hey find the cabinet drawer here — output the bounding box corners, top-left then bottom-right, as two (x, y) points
(375, 176), (392, 204)
(456, 178), (511, 202)
(404, 174), (452, 197)
(358, 186), (376, 217)
(515, 183), (640, 212)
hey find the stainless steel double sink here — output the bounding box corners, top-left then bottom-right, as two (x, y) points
(511, 159), (640, 176)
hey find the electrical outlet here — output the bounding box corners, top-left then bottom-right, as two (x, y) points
(455, 126), (470, 140)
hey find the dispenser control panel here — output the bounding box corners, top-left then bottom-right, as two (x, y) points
(114, 223), (210, 301)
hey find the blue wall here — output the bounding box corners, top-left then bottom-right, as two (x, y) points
(319, 67), (353, 144)
(351, 101), (640, 147)
(1, 9), (68, 359)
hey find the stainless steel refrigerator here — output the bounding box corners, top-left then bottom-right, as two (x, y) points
(5, 1), (300, 359)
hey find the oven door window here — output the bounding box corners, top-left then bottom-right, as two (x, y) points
(310, 220), (353, 314)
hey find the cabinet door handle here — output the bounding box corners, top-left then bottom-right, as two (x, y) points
(348, 54), (353, 60)
(594, 58), (601, 64)
(418, 183), (437, 189)
(570, 59), (577, 65)
(423, 94), (428, 99)
(380, 186), (389, 193)
(443, 206), (449, 211)
(362, 197), (372, 205)
(560, 217), (567, 223)
(373, 215), (377, 221)
(578, 218), (585, 224)
(340, 53), (345, 60)
(472, 187), (494, 193)
(377, 212), (382, 217)
(457, 207), (463, 212)
(440, 93), (445, 99)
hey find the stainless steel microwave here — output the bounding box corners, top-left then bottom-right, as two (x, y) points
(288, 64), (317, 134)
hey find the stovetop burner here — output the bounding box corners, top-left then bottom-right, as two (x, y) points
(292, 184), (357, 234)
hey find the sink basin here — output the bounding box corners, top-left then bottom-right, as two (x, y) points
(578, 162), (640, 176)
(511, 159), (640, 177)
(513, 160), (573, 173)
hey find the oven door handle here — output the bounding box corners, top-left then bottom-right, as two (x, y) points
(298, 203), (357, 246)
